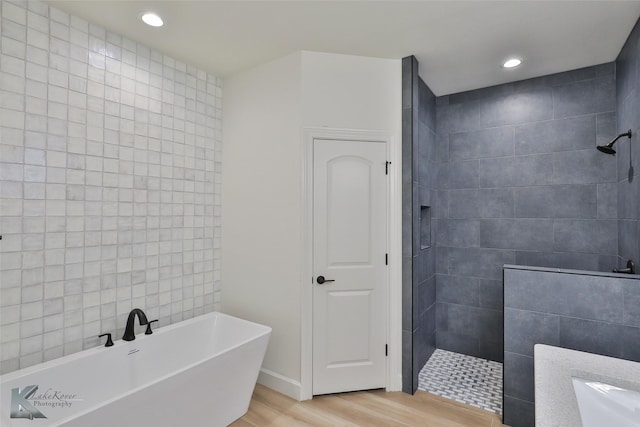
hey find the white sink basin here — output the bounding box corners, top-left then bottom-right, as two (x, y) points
(572, 377), (640, 427)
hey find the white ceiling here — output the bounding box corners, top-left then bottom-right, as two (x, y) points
(47, 1), (640, 96)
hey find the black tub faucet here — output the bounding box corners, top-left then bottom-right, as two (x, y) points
(123, 308), (149, 341)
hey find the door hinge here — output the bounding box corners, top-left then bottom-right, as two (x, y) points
(385, 161), (391, 175)
(385, 253), (388, 265)
(385, 344), (388, 356)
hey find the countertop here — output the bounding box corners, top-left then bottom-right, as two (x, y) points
(534, 344), (640, 426)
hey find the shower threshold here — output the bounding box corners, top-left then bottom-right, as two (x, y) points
(418, 349), (503, 415)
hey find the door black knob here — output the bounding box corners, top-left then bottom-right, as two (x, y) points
(316, 276), (335, 285)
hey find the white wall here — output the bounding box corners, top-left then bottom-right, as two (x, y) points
(301, 51), (402, 131)
(221, 52), (303, 385)
(221, 51), (401, 397)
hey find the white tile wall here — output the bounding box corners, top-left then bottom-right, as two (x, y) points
(0, 0), (223, 374)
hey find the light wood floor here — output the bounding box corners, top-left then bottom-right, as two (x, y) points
(231, 384), (507, 427)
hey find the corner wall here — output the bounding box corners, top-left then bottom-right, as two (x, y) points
(221, 52), (303, 389)
(401, 56), (437, 393)
(0, 0), (222, 374)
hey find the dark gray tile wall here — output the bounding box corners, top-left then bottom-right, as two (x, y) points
(616, 19), (640, 268)
(401, 56), (416, 394)
(402, 56), (438, 393)
(503, 266), (640, 427)
(404, 24), (640, 413)
(435, 64), (619, 364)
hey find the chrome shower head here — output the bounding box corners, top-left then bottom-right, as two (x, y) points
(597, 129), (632, 155)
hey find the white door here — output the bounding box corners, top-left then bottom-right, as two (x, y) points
(312, 138), (387, 395)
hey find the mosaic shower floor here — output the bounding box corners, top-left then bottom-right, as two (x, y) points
(418, 349), (503, 414)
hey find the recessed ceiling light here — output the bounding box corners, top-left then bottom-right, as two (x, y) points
(141, 12), (163, 27)
(503, 58), (522, 69)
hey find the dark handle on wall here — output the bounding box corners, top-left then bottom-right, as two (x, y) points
(316, 276), (335, 285)
(99, 333), (114, 347)
(145, 319), (159, 335)
(612, 260), (636, 275)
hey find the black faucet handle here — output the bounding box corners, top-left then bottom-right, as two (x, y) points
(145, 319), (159, 335)
(612, 259), (636, 274)
(99, 333), (114, 347)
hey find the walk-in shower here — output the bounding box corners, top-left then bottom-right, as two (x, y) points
(597, 129), (632, 154)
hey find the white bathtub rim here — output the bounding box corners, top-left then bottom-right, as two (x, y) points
(1, 312), (271, 426)
(1, 312), (270, 382)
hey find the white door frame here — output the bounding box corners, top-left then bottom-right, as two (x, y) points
(300, 127), (402, 400)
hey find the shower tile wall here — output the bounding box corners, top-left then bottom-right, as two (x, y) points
(616, 19), (640, 267)
(0, 0), (222, 374)
(402, 56), (437, 393)
(503, 265), (640, 427)
(435, 63), (618, 362)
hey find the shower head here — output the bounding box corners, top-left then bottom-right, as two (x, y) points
(597, 145), (617, 155)
(597, 129), (632, 155)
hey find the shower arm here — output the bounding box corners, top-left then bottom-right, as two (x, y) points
(608, 130), (632, 146)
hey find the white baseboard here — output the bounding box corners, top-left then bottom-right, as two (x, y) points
(257, 368), (302, 401)
(389, 371), (403, 392)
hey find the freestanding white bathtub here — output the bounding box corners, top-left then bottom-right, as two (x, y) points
(0, 312), (271, 427)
